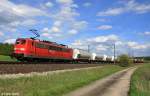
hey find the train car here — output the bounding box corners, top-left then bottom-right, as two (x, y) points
(12, 38), (122, 64)
(106, 56), (115, 63)
(133, 58), (144, 63)
(103, 55), (107, 61)
(111, 56), (115, 62)
(72, 49), (91, 62)
(95, 56), (103, 60)
(106, 57), (111, 61)
(72, 49), (98, 63)
(12, 38), (73, 61)
(90, 53), (96, 60)
(94, 54), (108, 63)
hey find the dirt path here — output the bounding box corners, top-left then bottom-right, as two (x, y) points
(65, 67), (137, 96)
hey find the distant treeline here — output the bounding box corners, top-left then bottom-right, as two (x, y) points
(0, 43), (13, 56)
(143, 57), (150, 61)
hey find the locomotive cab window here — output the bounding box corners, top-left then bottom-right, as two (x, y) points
(16, 39), (26, 44)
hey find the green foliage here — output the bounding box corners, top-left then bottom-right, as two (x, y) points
(0, 65), (124, 96)
(119, 54), (132, 67)
(130, 64), (150, 96)
(143, 57), (150, 62)
(0, 55), (17, 61)
(0, 43), (13, 56)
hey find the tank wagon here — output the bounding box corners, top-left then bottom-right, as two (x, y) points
(12, 38), (115, 63)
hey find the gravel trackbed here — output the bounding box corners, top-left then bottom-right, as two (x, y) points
(0, 64), (102, 74)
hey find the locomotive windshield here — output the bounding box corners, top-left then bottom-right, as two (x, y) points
(16, 39), (26, 44)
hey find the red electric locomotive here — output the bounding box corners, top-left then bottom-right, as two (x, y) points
(12, 38), (73, 62)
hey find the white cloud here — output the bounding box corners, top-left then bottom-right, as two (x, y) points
(68, 29), (78, 34)
(144, 31), (150, 35)
(0, 0), (86, 41)
(41, 27), (62, 38)
(53, 21), (62, 27)
(0, 0), (46, 18)
(0, 0), (86, 40)
(0, 32), (4, 36)
(42, 27), (49, 33)
(41, 33), (50, 37)
(42, 26), (61, 34)
(87, 34), (118, 43)
(51, 26), (61, 33)
(127, 41), (149, 50)
(96, 45), (108, 51)
(53, 5), (79, 21)
(115, 41), (123, 46)
(126, 0), (150, 14)
(70, 40), (87, 49)
(97, 18), (108, 22)
(0, 0), (47, 18)
(1, 19), (37, 31)
(41, 0), (88, 39)
(56, 0), (73, 4)
(0, 0), (48, 37)
(83, 2), (92, 7)
(70, 34), (119, 56)
(45, 2), (54, 8)
(22, 19), (38, 26)
(53, 0), (80, 22)
(71, 40), (83, 46)
(4, 39), (16, 44)
(11, 5), (47, 17)
(72, 21), (88, 30)
(98, 8), (124, 16)
(97, 0), (150, 16)
(70, 35), (150, 56)
(53, 33), (62, 37)
(97, 25), (112, 30)
(127, 42), (137, 47)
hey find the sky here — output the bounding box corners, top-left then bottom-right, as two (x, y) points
(0, 0), (150, 57)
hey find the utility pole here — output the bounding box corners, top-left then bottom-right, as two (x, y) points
(132, 49), (134, 59)
(88, 45), (90, 52)
(104, 43), (116, 64)
(114, 43), (116, 64)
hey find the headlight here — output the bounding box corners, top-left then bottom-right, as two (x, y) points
(20, 48), (25, 51)
(14, 48), (25, 51)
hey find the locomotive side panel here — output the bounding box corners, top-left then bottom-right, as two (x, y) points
(26, 39), (36, 57)
(35, 42), (49, 58)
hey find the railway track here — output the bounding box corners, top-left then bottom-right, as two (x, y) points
(0, 61), (67, 64)
(0, 61), (104, 75)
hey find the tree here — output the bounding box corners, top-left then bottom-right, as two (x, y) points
(118, 54), (132, 67)
(0, 43), (14, 56)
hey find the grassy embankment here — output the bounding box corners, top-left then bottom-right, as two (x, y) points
(130, 63), (150, 96)
(0, 65), (124, 96)
(0, 55), (17, 61)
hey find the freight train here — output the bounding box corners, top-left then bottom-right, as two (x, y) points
(12, 38), (115, 63)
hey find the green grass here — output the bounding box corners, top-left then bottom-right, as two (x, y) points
(0, 65), (124, 96)
(130, 63), (150, 96)
(0, 55), (17, 61)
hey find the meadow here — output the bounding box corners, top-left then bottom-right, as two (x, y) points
(0, 65), (124, 96)
(130, 63), (150, 96)
(0, 55), (17, 61)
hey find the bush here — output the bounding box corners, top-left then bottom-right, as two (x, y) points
(0, 43), (13, 56)
(118, 54), (132, 67)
